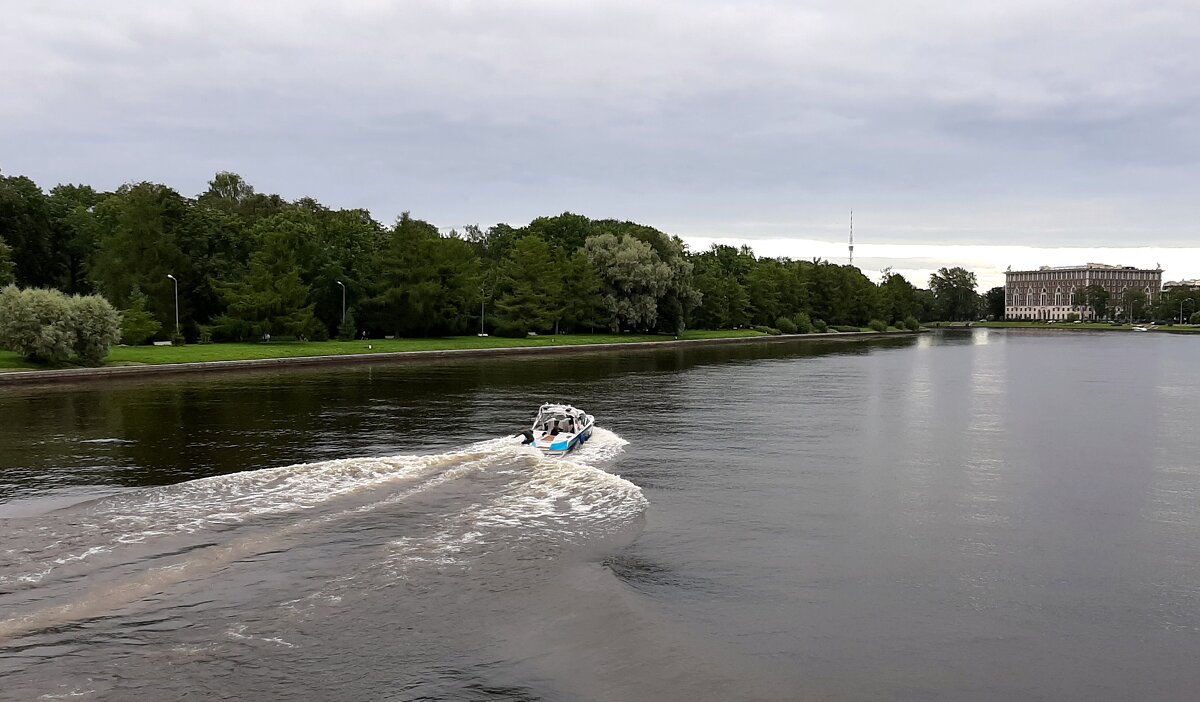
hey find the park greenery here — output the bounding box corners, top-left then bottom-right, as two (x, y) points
(0, 169), (1013, 364)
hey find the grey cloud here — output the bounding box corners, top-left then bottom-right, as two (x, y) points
(2, 1), (1198, 245)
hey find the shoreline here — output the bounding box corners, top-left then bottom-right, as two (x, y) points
(0, 331), (917, 386)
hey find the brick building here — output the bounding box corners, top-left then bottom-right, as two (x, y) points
(1004, 263), (1162, 321)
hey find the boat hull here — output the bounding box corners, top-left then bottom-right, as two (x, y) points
(534, 424), (593, 456)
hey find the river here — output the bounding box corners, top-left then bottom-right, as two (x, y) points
(2, 330), (1199, 701)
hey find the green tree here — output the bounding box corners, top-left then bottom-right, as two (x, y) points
(212, 229), (317, 339)
(0, 236), (13, 286)
(983, 286), (1006, 320)
(1118, 288), (1149, 322)
(560, 250), (606, 332)
(45, 184), (105, 294)
(492, 236), (564, 335)
(90, 182), (190, 327)
(929, 267), (979, 321)
(120, 286), (162, 345)
(367, 213), (479, 336)
(879, 270), (919, 323)
(0, 175), (57, 288)
(584, 233), (671, 332)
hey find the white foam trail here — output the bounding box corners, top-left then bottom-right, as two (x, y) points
(0, 429), (642, 640)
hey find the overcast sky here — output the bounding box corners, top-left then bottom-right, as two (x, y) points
(3, 1), (1199, 288)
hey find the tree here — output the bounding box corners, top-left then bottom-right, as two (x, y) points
(0, 236), (13, 286)
(120, 286), (162, 345)
(879, 270), (919, 323)
(0, 175), (57, 288)
(492, 236), (564, 335)
(560, 250), (606, 332)
(1118, 288), (1149, 322)
(928, 267), (979, 321)
(983, 286), (1006, 320)
(367, 213), (479, 336)
(45, 184), (104, 294)
(212, 228), (317, 339)
(89, 182), (190, 327)
(584, 233), (671, 332)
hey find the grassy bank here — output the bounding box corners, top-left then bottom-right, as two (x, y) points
(0, 329), (772, 371)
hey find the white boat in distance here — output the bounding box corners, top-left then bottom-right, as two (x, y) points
(520, 403), (595, 456)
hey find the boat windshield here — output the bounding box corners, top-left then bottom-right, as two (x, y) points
(533, 405), (582, 432)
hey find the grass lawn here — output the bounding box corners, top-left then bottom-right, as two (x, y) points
(0, 329), (771, 372)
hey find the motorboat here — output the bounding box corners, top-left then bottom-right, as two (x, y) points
(1132, 326), (1149, 332)
(520, 403), (595, 456)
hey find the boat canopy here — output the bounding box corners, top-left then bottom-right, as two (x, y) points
(532, 403), (588, 432)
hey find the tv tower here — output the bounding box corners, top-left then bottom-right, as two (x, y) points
(848, 211), (854, 266)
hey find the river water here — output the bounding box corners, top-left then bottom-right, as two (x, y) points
(2, 330), (1199, 701)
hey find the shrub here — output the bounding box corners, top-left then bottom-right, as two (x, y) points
(0, 286), (120, 364)
(792, 312), (812, 334)
(775, 316), (797, 334)
(68, 294), (122, 364)
(831, 325), (861, 333)
(119, 286), (162, 345)
(1066, 312), (1080, 322)
(867, 319), (888, 332)
(751, 325), (782, 335)
(171, 332), (186, 346)
(0, 286), (75, 363)
(1191, 311), (1200, 324)
(903, 316), (920, 331)
(812, 318), (828, 333)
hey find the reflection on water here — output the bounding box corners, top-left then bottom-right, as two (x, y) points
(3, 331), (1200, 701)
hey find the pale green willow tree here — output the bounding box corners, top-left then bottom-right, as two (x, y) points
(583, 233), (671, 332)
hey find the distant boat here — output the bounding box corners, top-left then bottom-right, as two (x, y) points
(519, 403), (595, 456)
(1132, 326), (1149, 332)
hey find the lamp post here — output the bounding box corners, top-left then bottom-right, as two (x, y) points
(166, 274), (179, 335)
(1181, 297), (1194, 326)
(336, 280), (346, 323)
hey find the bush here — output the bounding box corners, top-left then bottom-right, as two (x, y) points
(903, 316), (920, 331)
(831, 325), (861, 333)
(68, 294), (122, 364)
(171, 332), (186, 346)
(867, 319), (888, 332)
(1191, 311), (1200, 324)
(1066, 312), (1080, 322)
(0, 286), (121, 364)
(775, 316), (797, 334)
(792, 312), (813, 334)
(0, 286), (74, 362)
(812, 318), (828, 333)
(751, 325), (782, 335)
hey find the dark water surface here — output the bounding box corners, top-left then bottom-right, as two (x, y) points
(2, 331), (1199, 701)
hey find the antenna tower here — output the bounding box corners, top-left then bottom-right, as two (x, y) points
(848, 211), (854, 266)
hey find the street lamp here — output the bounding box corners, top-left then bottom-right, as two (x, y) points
(336, 280), (346, 323)
(166, 274), (179, 335)
(1181, 297), (1195, 325)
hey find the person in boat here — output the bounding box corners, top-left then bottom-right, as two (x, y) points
(550, 420), (562, 437)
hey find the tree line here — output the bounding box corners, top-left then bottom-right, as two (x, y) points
(0, 170), (986, 346)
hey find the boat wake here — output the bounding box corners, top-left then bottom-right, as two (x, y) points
(0, 428), (643, 643)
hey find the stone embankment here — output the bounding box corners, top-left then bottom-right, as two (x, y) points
(0, 331), (918, 386)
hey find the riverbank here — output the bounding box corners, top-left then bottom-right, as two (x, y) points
(0, 329), (917, 385)
(979, 321), (1200, 333)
